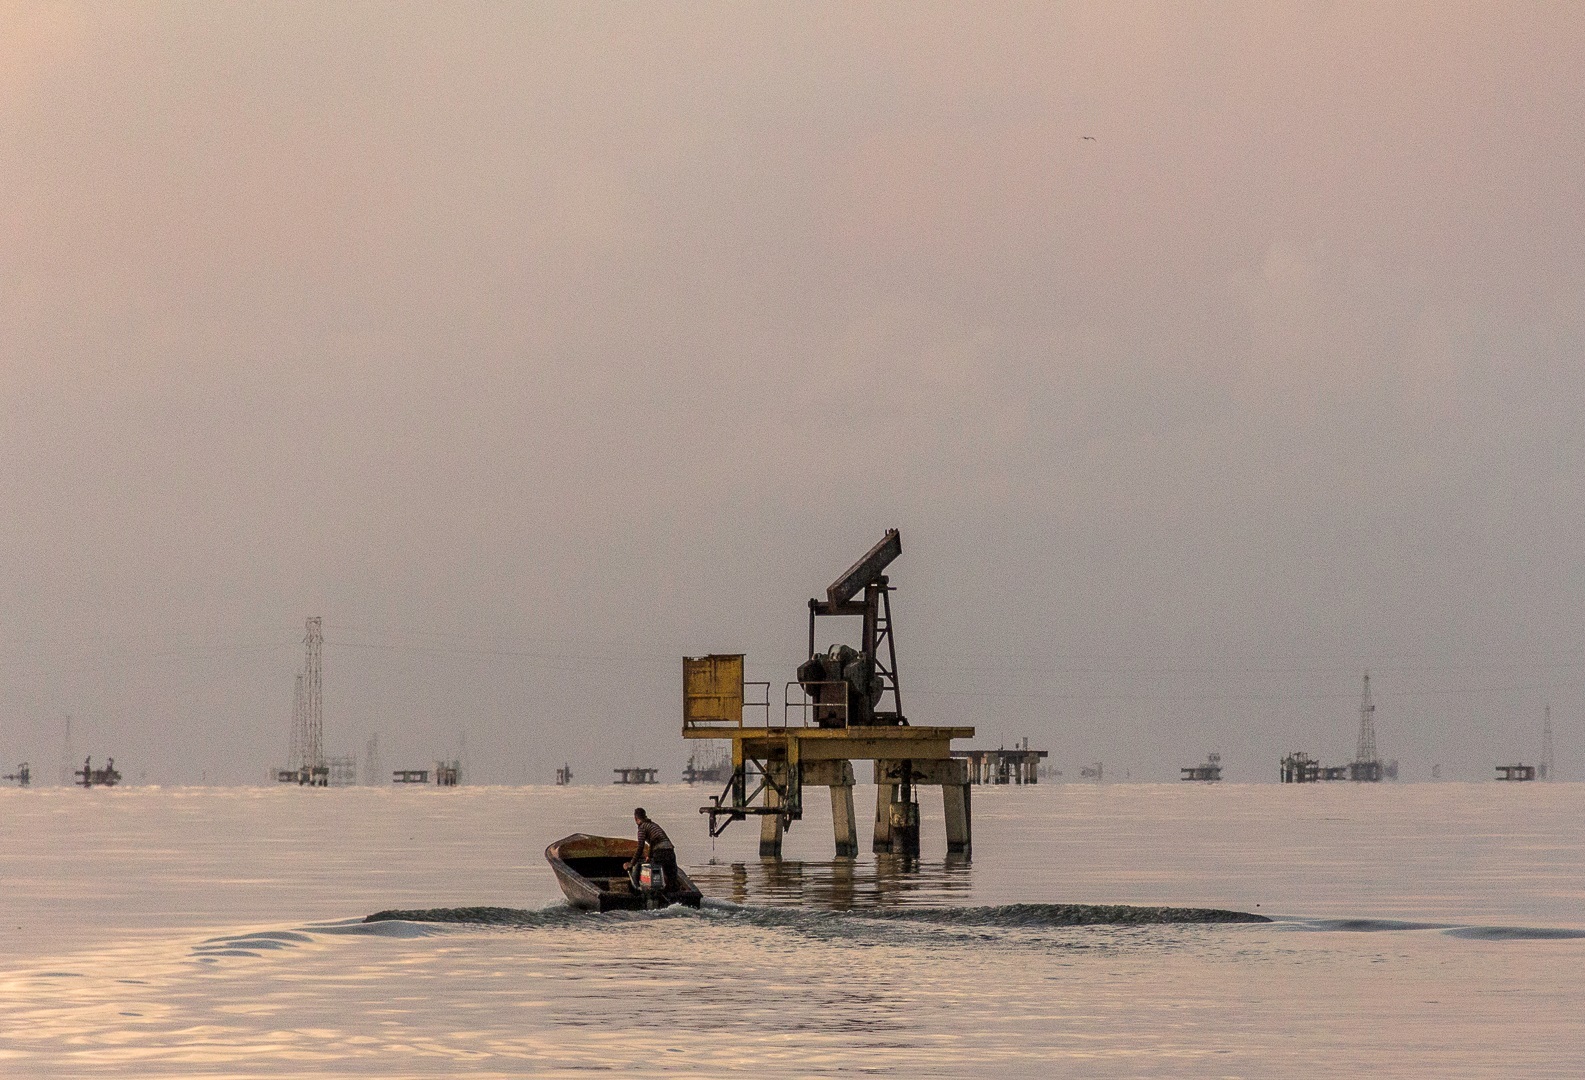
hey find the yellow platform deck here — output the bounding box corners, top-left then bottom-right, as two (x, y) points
(682, 724), (974, 762)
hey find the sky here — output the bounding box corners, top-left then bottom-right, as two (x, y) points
(2, 1), (1582, 785)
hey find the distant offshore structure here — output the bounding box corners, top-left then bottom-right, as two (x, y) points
(952, 738), (1049, 785)
(276, 618), (329, 786)
(1181, 752), (1222, 782)
(74, 756), (121, 788)
(682, 529), (975, 859)
(390, 761), (463, 786)
(681, 746), (730, 785)
(1281, 672), (1398, 783)
(1494, 705), (1558, 782)
(274, 617), (363, 786)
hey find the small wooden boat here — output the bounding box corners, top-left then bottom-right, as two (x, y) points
(545, 833), (703, 912)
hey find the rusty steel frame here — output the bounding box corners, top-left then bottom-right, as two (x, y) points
(703, 755), (798, 837)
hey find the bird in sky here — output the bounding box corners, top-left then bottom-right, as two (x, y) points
(1081, 135), (1096, 141)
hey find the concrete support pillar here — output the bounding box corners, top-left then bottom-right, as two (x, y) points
(830, 758), (855, 856)
(872, 761), (896, 854)
(831, 780), (858, 858)
(943, 782), (972, 857)
(759, 764), (785, 858)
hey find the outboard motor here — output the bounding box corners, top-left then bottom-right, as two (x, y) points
(632, 861), (669, 909)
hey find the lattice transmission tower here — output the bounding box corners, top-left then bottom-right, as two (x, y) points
(1541, 703), (1555, 781)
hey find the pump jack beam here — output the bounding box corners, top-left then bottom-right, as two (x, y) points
(826, 529), (902, 606)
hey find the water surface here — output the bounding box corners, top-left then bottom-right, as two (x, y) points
(2, 782), (1581, 1076)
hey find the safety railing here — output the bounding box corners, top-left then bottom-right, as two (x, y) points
(743, 681), (771, 726)
(783, 681), (848, 728)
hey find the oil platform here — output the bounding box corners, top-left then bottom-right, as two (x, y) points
(683, 530), (974, 858)
(1181, 752), (1222, 781)
(75, 756), (121, 788)
(1491, 705), (1555, 781)
(953, 739), (1048, 784)
(1280, 672), (1397, 782)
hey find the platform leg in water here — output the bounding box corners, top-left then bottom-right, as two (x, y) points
(872, 768), (896, 854)
(943, 780), (972, 857)
(759, 764), (785, 858)
(888, 759), (921, 858)
(831, 771), (859, 857)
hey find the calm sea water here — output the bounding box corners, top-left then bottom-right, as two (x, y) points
(2, 781), (1582, 1077)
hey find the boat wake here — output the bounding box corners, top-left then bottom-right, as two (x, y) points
(355, 904), (1585, 945)
(363, 901), (1270, 929)
(1291, 917), (1585, 940)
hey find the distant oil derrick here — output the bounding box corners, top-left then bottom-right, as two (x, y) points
(1284, 672), (1396, 782)
(304, 617), (324, 781)
(1349, 672), (1382, 782)
(277, 617), (330, 786)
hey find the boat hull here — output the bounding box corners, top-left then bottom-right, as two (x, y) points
(545, 833), (703, 912)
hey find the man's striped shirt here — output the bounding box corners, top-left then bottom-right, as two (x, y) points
(637, 819), (673, 852)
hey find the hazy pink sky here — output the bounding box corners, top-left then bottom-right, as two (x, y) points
(2, 3), (1582, 783)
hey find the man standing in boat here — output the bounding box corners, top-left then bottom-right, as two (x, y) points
(626, 807), (678, 893)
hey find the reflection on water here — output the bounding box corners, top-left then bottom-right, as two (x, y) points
(691, 855), (974, 909)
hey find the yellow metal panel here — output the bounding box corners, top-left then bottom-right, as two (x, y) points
(683, 654), (744, 728)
